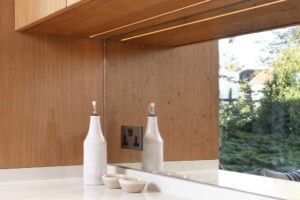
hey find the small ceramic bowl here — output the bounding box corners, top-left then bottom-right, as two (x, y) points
(102, 174), (124, 189)
(119, 177), (146, 193)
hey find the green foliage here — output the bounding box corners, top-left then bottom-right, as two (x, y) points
(221, 131), (300, 172)
(284, 86), (300, 137)
(220, 26), (300, 172)
(256, 48), (300, 137)
(261, 26), (300, 64)
(220, 54), (244, 72)
(220, 80), (254, 136)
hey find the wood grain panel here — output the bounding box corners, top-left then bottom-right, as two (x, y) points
(91, 0), (242, 39)
(104, 41), (219, 163)
(17, 0), (212, 36)
(15, 0), (66, 30)
(0, 0), (104, 169)
(115, 0), (300, 46)
(67, 0), (82, 7)
(16, 0), (300, 48)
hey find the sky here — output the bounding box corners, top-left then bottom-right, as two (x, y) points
(218, 26), (291, 99)
(219, 27), (289, 70)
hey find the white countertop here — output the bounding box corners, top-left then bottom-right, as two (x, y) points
(0, 165), (280, 200)
(116, 161), (300, 200)
(177, 170), (300, 200)
(0, 177), (185, 200)
(116, 160), (219, 172)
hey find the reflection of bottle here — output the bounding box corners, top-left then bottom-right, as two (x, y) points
(83, 101), (107, 185)
(141, 103), (163, 172)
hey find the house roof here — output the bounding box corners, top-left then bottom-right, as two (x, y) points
(249, 66), (274, 86)
(239, 69), (263, 81)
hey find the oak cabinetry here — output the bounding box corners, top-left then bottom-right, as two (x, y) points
(3, 0), (104, 168)
(14, 0), (300, 47)
(15, 0), (66, 30)
(67, 0), (83, 7)
(14, 0), (205, 38)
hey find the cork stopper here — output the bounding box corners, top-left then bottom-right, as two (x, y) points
(92, 101), (98, 116)
(149, 102), (156, 116)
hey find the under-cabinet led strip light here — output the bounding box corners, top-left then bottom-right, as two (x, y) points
(89, 0), (211, 38)
(120, 0), (286, 42)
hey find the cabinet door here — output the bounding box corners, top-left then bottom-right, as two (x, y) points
(67, 0), (82, 7)
(15, 0), (66, 30)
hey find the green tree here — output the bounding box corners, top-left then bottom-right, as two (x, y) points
(219, 38), (253, 137)
(261, 26), (300, 64)
(220, 80), (254, 136)
(256, 40), (300, 138)
(220, 26), (300, 172)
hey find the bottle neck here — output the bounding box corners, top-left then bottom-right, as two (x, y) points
(89, 116), (101, 130)
(146, 116), (160, 135)
(87, 116), (106, 142)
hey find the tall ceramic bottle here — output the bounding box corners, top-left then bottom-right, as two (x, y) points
(141, 103), (164, 172)
(83, 101), (107, 185)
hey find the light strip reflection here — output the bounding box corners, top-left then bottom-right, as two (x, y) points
(89, 0), (211, 38)
(121, 0), (286, 41)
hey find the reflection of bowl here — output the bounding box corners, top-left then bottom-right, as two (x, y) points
(119, 177), (146, 193)
(102, 174), (124, 189)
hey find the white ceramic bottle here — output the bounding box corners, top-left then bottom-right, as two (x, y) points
(83, 101), (107, 185)
(141, 103), (164, 172)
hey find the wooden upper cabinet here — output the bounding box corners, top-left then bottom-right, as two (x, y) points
(113, 0), (300, 46)
(15, 0), (66, 30)
(67, 0), (82, 7)
(15, 0), (300, 47)
(14, 0), (214, 36)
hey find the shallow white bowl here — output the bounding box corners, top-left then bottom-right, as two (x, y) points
(119, 177), (146, 193)
(102, 174), (124, 189)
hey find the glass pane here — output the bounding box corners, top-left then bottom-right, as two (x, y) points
(219, 25), (300, 181)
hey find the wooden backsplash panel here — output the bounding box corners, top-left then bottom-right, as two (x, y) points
(0, 0), (103, 168)
(104, 40), (219, 163)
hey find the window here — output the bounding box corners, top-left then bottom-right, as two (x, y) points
(219, 25), (300, 180)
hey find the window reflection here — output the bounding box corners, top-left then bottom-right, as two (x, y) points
(219, 25), (300, 181)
